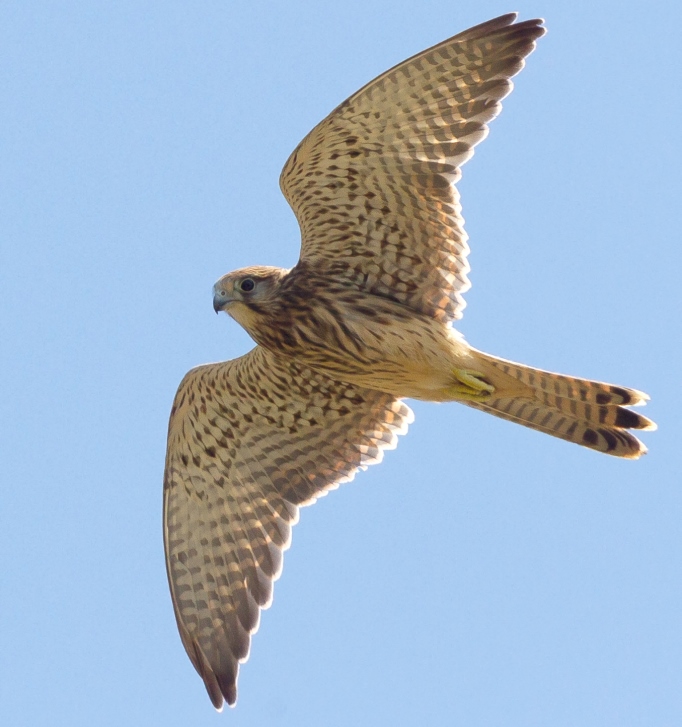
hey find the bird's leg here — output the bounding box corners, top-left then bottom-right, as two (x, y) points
(449, 369), (495, 402)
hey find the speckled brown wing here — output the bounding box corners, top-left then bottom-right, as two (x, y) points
(163, 346), (413, 710)
(280, 13), (545, 322)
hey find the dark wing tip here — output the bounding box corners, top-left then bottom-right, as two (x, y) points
(188, 636), (238, 710)
(452, 12), (519, 39)
(202, 665), (238, 711)
(452, 13), (546, 42)
(216, 672), (238, 709)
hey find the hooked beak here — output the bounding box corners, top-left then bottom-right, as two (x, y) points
(212, 284), (232, 314)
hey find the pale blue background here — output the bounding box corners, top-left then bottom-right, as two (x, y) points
(2, 2), (680, 725)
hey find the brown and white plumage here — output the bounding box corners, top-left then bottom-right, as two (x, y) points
(164, 13), (655, 710)
(281, 13), (542, 323)
(164, 348), (411, 708)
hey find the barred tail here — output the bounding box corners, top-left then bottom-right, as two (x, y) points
(468, 350), (656, 459)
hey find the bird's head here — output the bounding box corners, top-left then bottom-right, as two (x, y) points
(212, 265), (288, 330)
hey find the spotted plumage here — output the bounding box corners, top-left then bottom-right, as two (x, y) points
(164, 13), (655, 710)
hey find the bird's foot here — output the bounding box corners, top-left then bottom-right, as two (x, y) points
(450, 369), (495, 402)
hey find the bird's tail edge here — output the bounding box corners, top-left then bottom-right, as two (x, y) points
(465, 349), (656, 459)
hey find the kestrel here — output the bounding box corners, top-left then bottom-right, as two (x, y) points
(163, 13), (655, 709)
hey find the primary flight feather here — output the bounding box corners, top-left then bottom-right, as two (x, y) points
(163, 13), (655, 710)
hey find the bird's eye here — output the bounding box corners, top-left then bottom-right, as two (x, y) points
(240, 278), (255, 292)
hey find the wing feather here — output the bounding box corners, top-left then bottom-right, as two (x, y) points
(163, 346), (412, 709)
(280, 14), (545, 322)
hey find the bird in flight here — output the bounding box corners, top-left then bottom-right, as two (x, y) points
(163, 13), (655, 710)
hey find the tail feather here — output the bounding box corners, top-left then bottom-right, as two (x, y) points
(467, 350), (656, 459)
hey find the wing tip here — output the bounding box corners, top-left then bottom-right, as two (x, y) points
(184, 632), (240, 710)
(453, 13), (546, 42)
(204, 666), (239, 711)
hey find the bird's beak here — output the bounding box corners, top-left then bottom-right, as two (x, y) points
(212, 285), (233, 314)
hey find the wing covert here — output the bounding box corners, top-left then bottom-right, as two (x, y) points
(280, 13), (545, 322)
(163, 346), (412, 709)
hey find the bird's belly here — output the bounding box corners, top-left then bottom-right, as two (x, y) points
(286, 301), (475, 401)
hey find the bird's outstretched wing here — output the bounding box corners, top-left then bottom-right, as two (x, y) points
(280, 13), (545, 322)
(163, 346), (413, 709)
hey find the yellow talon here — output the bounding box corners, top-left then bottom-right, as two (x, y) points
(450, 369), (495, 401)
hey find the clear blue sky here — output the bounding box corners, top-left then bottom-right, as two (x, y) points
(2, 2), (681, 725)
